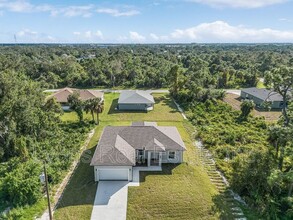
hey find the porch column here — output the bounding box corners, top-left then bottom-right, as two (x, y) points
(159, 152), (162, 167)
(147, 151), (151, 167)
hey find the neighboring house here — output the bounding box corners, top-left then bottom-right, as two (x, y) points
(240, 87), (285, 109)
(118, 90), (155, 111)
(90, 122), (186, 181)
(49, 88), (104, 110)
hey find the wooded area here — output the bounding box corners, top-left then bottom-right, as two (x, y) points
(0, 44), (292, 219)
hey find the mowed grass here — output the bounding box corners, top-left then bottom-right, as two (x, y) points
(54, 93), (223, 220)
(54, 121), (131, 220)
(100, 93), (183, 122)
(127, 121), (220, 220)
(60, 93), (182, 122)
(60, 111), (93, 122)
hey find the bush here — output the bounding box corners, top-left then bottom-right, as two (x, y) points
(1, 160), (42, 206)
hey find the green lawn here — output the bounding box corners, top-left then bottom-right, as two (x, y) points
(60, 111), (93, 122)
(61, 93), (183, 122)
(54, 121), (131, 220)
(54, 93), (226, 220)
(127, 121), (220, 219)
(100, 93), (183, 122)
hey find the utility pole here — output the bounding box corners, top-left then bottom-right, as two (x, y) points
(44, 162), (53, 220)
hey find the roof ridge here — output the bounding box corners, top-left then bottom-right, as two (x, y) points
(152, 126), (184, 149)
(116, 134), (135, 149)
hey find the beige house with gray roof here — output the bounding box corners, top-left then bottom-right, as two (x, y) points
(49, 88), (104, 110)
(90, 122), (186, 181)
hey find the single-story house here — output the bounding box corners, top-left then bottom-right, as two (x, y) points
(240, 87), (284, 109)
(49, 88), (104, 110)
(90, 122), (186, 181)
(117, 90), (155, 111)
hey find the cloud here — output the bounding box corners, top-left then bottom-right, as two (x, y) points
(0, 1), (141, 18)
(129, 31), (145, 42)
(116, 35), (128, 42)
(150, 33), (169, 41)
(73, 30), (103, 41)
(96, 8), (140, 17)
(170, 21), (293, 43)
(17, 29), (37, 37)
(52, 5), (94, 18)
(187, 0), (287, 8)
(150, 33), (159, 40)
(0, 0), (33, 12)
(279, 18), (292, 22)
(15, 28), (56, 43)
(0, 0), (52, 13)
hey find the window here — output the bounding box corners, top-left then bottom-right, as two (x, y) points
(168, 151), (176, 159)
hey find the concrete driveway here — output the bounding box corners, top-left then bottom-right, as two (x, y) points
(225, 89), (241, 96)
(91, 181), (129, 220)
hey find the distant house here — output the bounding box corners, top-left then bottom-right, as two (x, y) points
(49, 88), (104, 110)
(90, 122), (186, 181)
(240, 87), (284, 109)
(118, 90), (155, 111)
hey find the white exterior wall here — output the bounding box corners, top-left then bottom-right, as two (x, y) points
(161, 151), (183, 163)
(94, 166), (133, 182)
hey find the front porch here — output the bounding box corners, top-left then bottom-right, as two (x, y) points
(135, 150), (162, 167)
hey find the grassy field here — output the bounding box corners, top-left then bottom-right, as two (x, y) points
(60, 93), (182, 122)
(127, 121), (220, 219)
(55, 93), (225, 220)
(100, 93), (183, 122)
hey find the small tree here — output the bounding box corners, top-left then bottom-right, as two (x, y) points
(84, 99), (95, 123)
(43, 97), (63, 114)
(67, 92), (83, 122)
(94, 98), (104, 125)
(265, 66), (293, 170)
(168, 65), (180, 96)
(240, 100), (255, 120)
(265, 66), (293, 127)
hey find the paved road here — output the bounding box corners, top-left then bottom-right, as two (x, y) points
(225, 89), (241, 96)
(44, 89), (169, 93)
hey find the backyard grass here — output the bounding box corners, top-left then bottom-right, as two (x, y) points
(100, 93), (183, 122)
(60, 111), (92, 122)
(54, 93), (226, 220)
(60, 93), (182, 122)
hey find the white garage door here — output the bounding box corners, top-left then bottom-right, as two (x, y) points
(98, 169), (129, 181)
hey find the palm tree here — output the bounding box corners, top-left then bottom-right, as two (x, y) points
(84, 98), (104, 124)
(94, 98), (104, 125)
(84, 99), (95, 122)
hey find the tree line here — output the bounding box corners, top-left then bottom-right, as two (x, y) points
(1, 44), (293, 90)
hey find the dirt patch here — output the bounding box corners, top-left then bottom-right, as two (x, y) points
(224, 93), (282, 123)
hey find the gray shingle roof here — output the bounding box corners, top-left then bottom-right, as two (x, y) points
(241, 87), (283, 102)
(118, 91), (155, 104)
(90, 123), (186, 166)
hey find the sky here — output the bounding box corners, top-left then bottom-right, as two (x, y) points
(0, 0), (293, 43)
